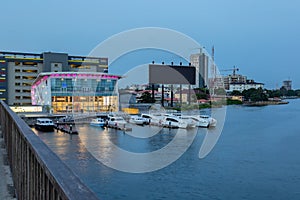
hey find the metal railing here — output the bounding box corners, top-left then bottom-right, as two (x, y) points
(0, 100), (99, 200)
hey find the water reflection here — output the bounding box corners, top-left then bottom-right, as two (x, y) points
(32, 100), (300, 200)
(76, 124), (198, 173)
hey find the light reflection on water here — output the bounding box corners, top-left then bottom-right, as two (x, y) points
(34, 100), (300, 200)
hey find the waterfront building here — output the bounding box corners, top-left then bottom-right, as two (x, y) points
(223, 74), (247, 90)
(229, 80), (264, 92)
(229, 95), (244, 102)
(31, 72), (121, 113)
(190, 53), (208, 88)
(282, 80), (292, 90)
(0, 51), (108, 106)
(119, 89), (137, 110)
(174, 89), (197, 104)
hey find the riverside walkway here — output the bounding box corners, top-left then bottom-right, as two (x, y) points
(0, 127), (16, 199)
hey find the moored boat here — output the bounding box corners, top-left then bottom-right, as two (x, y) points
(90, 118), (106, 127)
(129, 115), (146, 125)
(190, 115), (217, 128)
(177, 115), (197, 128)
(141, 113), (164, 126)
(35, 118), (54, 132)
(107, 116), (127, 129)
(162, 116), (189, 129)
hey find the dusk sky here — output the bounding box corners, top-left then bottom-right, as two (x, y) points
(1, 0), (300, 88)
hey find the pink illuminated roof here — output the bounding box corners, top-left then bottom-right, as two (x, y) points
(32, 72), (122, 89)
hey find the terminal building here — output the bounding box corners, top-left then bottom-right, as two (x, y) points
(31, 72), (121, 113)
(0, 51), (108, 106)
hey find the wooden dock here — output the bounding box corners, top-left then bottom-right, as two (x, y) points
(54, 123), (78, 134)
(106, 124), (132, 131)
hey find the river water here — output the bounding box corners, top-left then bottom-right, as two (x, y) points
(33, 99), (300, 200)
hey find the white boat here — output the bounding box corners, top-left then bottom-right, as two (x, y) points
(35, 118), (54, 132)
(190, 115), (217, 128)
(129, 115), (145, 125)
(162, 116), (190, 129)
(90, 118), (105, 127)
(177, 115), (197, 128)
(107, 116), (127, 129)
(200, 115), (217, 127)
(141, 113), (164, 126)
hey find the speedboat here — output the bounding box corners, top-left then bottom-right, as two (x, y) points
(107, 116), (127, 129)
(190, 115), (217, 128)
(177, 115), (197, 128)
(35, 118), (54, 132)
(129, 115), (145, 125)
(90, 118), (105, 127)
(141, 113), (164, 126)
(162, 116), (189, 129)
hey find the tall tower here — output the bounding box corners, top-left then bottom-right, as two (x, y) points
(190, 51), (208, 88)
(283, 80), (292, 90)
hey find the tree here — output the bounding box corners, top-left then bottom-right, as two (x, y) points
(266, 89), (281, 98)
(287, 90), (296, 96)
(139, 91), (155, 103)
(295, 90), (300, 97)
(231, 90), (242, 96)
(279, 86), (288, 96)
(194, 88), (209, 100)
(214, 88), (226, 96)
(242, 88), (267, 101)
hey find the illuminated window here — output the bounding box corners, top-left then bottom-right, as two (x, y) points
(22, 69), (38, 73)
(23, 62), (37, 66)
(22, 83), (31, 86)
(23, 76), (36, 80)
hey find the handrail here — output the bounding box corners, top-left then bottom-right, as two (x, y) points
(0, 100), (99, 200)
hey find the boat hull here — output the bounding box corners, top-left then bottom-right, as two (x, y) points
(90, 123), (105, 127)
(129, 119), (145, 125)
(35, 124), (54, 132)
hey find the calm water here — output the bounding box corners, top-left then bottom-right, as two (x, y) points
(33, 99), (300, 200)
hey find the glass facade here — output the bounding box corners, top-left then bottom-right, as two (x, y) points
(32, 73), (120, 114)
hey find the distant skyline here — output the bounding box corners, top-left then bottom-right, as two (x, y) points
(1, 0), (300, 88)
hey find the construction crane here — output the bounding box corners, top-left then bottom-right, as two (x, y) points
(220, 66), (239, 76)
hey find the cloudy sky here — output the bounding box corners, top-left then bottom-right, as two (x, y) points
(1, 0), (300, 88)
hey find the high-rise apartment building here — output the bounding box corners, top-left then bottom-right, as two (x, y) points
(190, 53), (208, 88)
(223, 74), (247, 90)
(0, 51), (108, 106)
(282, 80), (292, 90)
